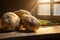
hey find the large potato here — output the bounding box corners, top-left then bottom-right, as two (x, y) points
(22, 15), (40, 32)
(0, 12), (20, 31)
(15, 10), (40, 32)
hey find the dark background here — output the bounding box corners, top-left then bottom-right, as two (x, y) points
(0, 0), (60, 23)
(0, 0), (37, 17)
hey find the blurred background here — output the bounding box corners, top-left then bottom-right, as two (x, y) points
(0, 0), (60, 23)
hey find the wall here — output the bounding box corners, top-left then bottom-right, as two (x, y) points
(0, 0), (60, 23)
(0, 0), (37, 17)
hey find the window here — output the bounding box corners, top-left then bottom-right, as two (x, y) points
(39, 0), (50, 3)
(54, 4), (60, 16)
(54, 0), (60, 16)
(54, 0), (60, 2)
(37, 0), (60, 16)
(37, 4), (50, 15)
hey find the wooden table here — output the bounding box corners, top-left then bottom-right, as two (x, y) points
(0, 25), (60, 40)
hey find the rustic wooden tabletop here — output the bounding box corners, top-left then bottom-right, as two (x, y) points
(0, 25), (60, 39)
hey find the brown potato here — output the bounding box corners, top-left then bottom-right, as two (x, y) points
(15, 10), (40, 32)
(15, 9), (31, 16)
(0, 12), (20, 31)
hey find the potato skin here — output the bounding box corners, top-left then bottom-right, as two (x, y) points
(15, 10), (40, 32)
(22, 15), (40, 31)
(0, 12), (20, 31)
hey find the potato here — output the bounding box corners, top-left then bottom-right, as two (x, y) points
(22, 15), (40, 32)
(15, 9), (31, 16)
(0, 12), (20, 31)
(15, 10), (40, 32)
